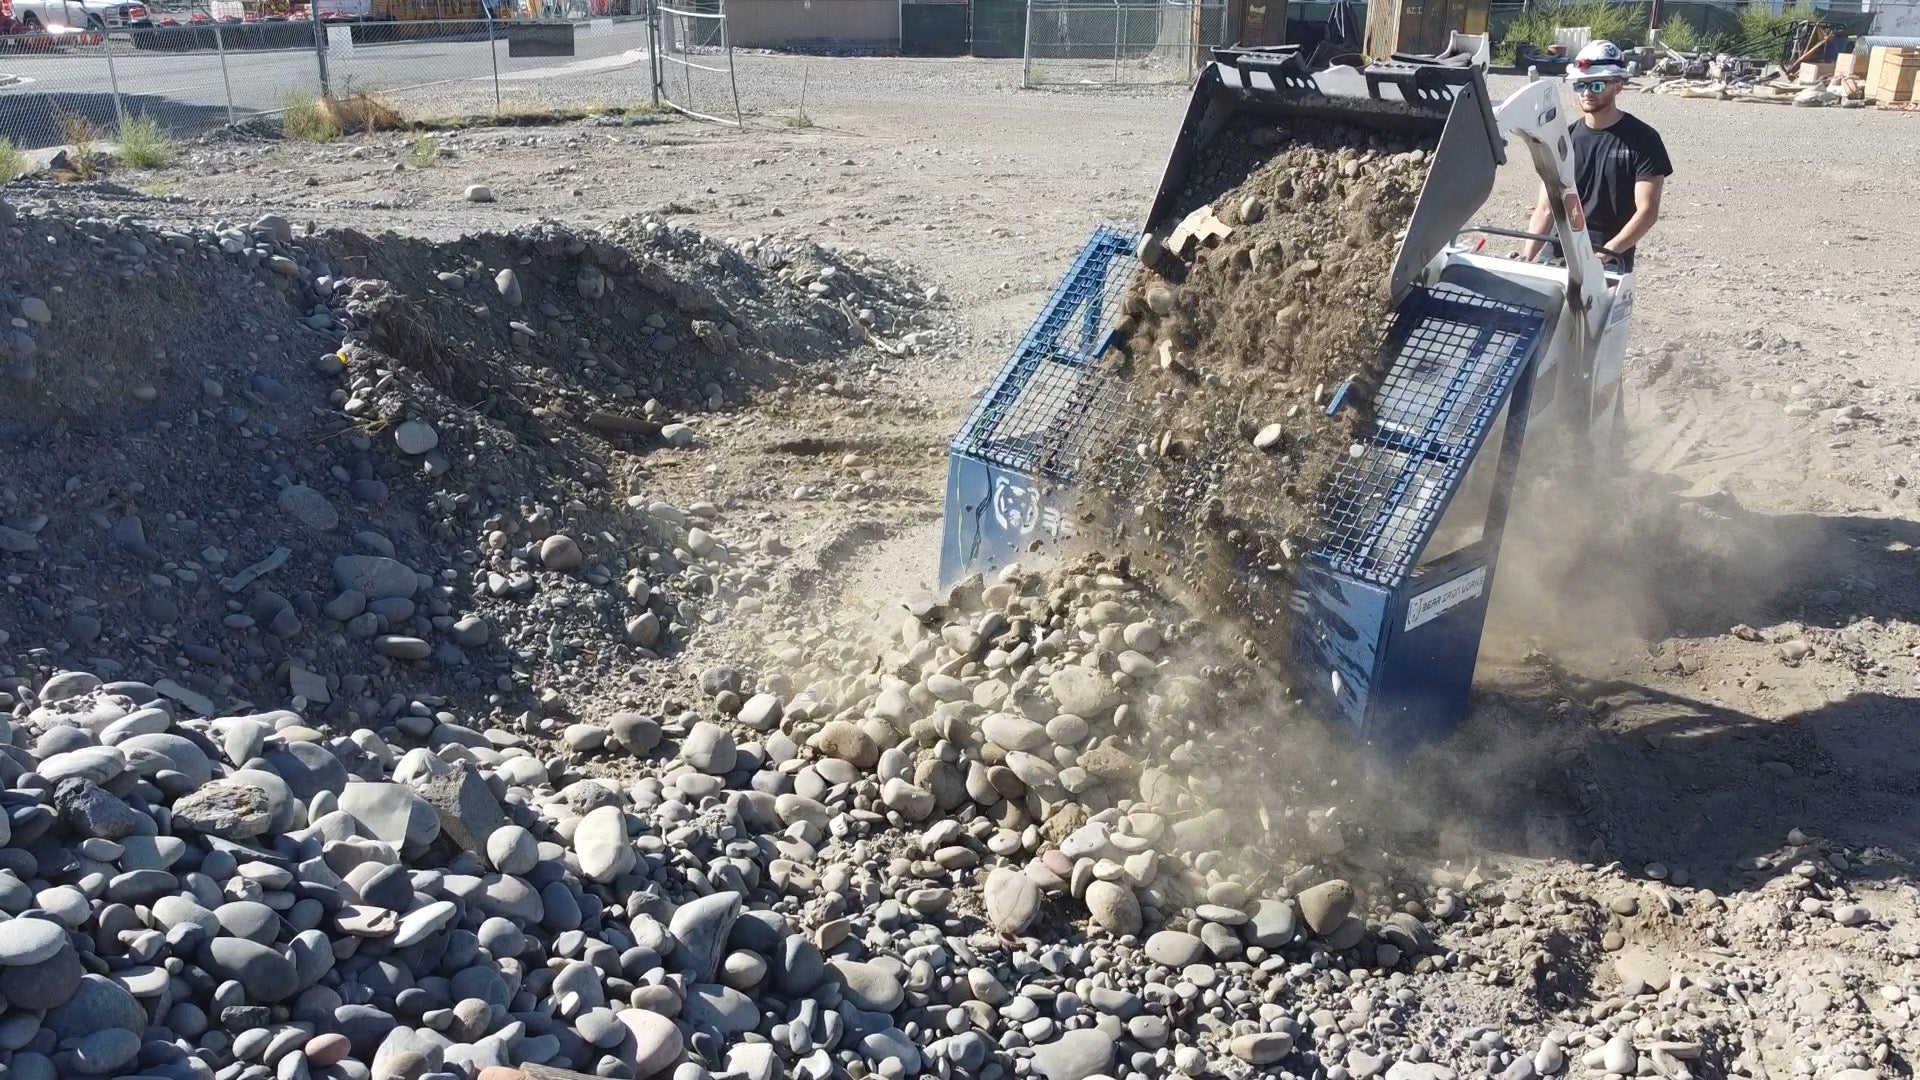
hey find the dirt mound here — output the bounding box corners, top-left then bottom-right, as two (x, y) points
(1078, 118), (1432, 650)
(0, 195), (937, 728)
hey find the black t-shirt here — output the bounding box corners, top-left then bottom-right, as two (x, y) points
(1569, 112), (1672, 256)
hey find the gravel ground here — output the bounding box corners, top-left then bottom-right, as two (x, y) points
(0, 55), (1918, 1080)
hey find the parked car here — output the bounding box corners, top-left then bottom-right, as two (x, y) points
(10, 0), (152, 31)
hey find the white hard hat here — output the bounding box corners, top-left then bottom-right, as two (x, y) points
(1573, 39), (1630, 78)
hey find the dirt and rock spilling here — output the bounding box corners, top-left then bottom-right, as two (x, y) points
(1077, 119), (1431, 650)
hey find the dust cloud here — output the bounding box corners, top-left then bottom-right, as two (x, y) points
(1483, 426), (1823, 663)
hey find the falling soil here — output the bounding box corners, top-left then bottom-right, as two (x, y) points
(1076, 116), (1435, 655)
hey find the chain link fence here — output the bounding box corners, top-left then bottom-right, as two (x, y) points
(1023, 0), (1227, 87)
(325, 16), (654, 119)
(1, 13), (657, 151)
(0, 33), (200, 151)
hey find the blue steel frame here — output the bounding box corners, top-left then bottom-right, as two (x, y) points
(1292, 285), (1548, 759)
(940, 225), (1550, 760)
(939, 226), (1141, 584)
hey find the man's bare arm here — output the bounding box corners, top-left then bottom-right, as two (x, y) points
(1600, 176), (1665, 257)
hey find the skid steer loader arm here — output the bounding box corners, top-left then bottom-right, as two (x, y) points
(1491, 77), (1609, 350)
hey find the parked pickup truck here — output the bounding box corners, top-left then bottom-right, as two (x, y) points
(7, 0), (153, 32)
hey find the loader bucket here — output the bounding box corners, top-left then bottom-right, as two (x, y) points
(1142, 45), (1506, 303)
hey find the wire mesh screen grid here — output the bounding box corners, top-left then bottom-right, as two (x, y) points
(1313, 284), (1546, 589)
(952, 239), (1544, 605)
(951, 224), (1141, 486)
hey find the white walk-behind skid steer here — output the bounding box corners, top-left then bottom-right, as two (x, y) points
(939, 45), (1637, 761)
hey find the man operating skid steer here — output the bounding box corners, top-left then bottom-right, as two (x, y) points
(1521, 39), (1673, 273)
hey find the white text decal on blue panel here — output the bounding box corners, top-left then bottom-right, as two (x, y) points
(1405, 566), (1487, 632)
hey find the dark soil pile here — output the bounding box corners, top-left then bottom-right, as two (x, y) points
(0, 195), (933, 727)
(1078, 117), (1435, 654)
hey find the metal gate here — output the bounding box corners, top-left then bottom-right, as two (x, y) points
(902, 0), (970, 55)
(650, 0), (742, 125)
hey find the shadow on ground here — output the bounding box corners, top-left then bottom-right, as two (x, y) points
(1392, 469), (1920, 895)
(0, 89), (236, 149)
(1436, 671), (1920, 896)
(1489, 462), (1920, 649)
